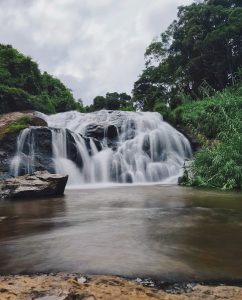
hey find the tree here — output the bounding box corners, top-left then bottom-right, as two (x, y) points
(133, 0), (242, 110)
(0, 44), (82, 114)
(89, 92), (134, 112)
(93, 96), (107, 110)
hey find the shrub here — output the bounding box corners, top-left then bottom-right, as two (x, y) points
(179, 84), (242, 190)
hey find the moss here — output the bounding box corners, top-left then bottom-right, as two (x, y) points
(0, 113), (44, 144)
(7, 124), (28, 133)
(6, 114), (32, 133)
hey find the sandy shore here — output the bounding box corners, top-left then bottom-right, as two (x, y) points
(0, 274), (242, 300)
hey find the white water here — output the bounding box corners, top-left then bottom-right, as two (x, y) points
(11, 110), (192, 186)
(10, 128), (35, 177)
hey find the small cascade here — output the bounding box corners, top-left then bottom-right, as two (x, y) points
(10, 128), (35, 176)
(11, 110), (192, 185)
(51, 128), (83, 186)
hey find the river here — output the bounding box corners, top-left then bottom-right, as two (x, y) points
(0, 185), (241, 282)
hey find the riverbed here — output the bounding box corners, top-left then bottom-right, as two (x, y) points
(0, 185), (241, 282)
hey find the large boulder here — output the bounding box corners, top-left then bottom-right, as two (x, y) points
(0, 171), (68, 199)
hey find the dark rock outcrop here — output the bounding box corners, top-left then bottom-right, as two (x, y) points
(66, 130), (102, 168)
(0, 112), (48, 179)
(85, 124), (119, 149)
(16, 127), (55, 176)
(0, 171), (68, 199)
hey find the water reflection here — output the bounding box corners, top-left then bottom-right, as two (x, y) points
(0, 186), (241, 281)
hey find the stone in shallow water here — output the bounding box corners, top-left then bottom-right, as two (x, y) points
(0, 170), (68, 199)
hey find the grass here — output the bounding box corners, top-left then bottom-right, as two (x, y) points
(176, 84), (242, 190)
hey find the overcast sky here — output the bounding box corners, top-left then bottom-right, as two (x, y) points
(0, 0), (192, 105)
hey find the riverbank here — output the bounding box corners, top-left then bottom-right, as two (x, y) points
(0, 273), (242, 300)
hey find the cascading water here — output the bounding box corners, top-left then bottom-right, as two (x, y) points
(10, 128), (36, 177)
(10, 110), (192, 186)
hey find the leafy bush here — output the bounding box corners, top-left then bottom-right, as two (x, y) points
(173, 87), (242, 139)
(153, 99), (172, 122)
(188, 134), (242, 190)
(0, 84), (34, 113)
(179, 84), (242, 190)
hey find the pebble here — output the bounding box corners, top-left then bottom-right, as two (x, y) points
(78, 276), (87, 284)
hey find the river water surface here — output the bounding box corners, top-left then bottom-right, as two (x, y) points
(0, 185), (241, 282)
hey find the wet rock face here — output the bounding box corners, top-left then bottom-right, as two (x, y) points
(0, 131), (19, 179)
(175, 125), (200, 151)
(0, 112), (48, 179)
(85, 123), (119, 149)
(65, 129), (101, 168)
(13, 127), (55, 176)
(0, 171), (68, 199)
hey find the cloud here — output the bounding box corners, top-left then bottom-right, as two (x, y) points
(0, 0), (192, 104)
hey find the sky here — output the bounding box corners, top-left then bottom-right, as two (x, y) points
(0, 0), (192, 105)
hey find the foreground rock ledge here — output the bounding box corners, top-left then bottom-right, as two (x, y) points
(0, 171), (68, 199)
(0, 274), (242, 300)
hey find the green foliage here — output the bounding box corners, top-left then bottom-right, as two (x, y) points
(173, 86), (242, 139)
(133, 0), (242, 111)
(0, 44), (84, 114)
(8, 124), (28, 132)
(31, 93), (55, 114)
(7, 115), (32, 133)
(0, 84), (34, 113)
(179, 83), (242, 190)
(153, 100), (172, 122)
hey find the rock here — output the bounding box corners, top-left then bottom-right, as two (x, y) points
(0, 112), (48, 179)
(64, 292), (96, 300)
(20, 127), (54, 175)
(176, 125), (200, 151)
(85, 124), (119, 149)
(77, 276), (87, 284)
(0, 171), (68, 199)
(0, 111), (47, 132)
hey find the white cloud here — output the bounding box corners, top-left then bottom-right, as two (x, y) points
(0, 0), (192, 104)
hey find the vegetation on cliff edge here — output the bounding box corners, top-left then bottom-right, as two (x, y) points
(0, 44), (84, 114)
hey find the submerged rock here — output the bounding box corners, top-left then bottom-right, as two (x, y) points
(0, 171), (68, 199)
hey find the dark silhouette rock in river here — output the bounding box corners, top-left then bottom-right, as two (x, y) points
(0, 171), (68, 199)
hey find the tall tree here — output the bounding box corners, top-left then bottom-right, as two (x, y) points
(133, 0), (242, 110)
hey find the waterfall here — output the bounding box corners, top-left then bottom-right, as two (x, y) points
(10, 128), (35, 176)
(11, 110), (192, 185)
